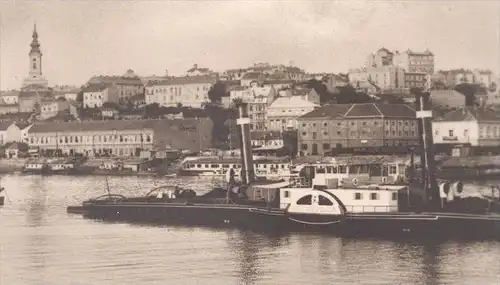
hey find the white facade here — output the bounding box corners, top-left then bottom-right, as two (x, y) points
(1, 92), (19, 105)
(0, 123), (26, 145)
(266, 96), (318, 131)
(83, 86), (119, 108)
(432, 121), (479, 146)
(40, 100), (70, 120)
(349, 66), (405, 90)
(145, 79), (214, 108)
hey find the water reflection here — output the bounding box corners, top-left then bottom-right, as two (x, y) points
(0, 174), (499, 285)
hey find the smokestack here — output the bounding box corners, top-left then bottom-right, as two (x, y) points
(415, 92), (440, 211)
(236, 102), (255, 185)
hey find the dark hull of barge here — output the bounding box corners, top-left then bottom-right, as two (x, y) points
(67, 198), (500, 240)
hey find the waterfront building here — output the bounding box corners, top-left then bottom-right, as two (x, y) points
(27, 118), (213, 157)
(145, 75), (216, 108)
(87, 69), (144, 104)
(297, 103), (417, 155)
(82, 84), (119, 109)
(432, 107), (500, 147)
(0, 121), (33, 145)
(266, 96), (318, 131)
(22, 24), (49, 89)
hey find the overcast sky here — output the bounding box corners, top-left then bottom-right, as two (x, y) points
(0, 0), (499, 90)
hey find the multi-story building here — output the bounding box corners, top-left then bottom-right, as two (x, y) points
(0, 121), (32, 145)
(266, 96), (318, 131)
(279, 88), (321, 105)
(186, 64), (213, 76)
(393, 49), (435, 74)
(348, 66), (405, 91)
(1, 91), (20, 105)
(145, 76), (216, 108)
(297, 103), (417, 155)
(40, 98), (70, 120)
(262, 79), (295, 92)
(229, 86), (277, 130)
(18, 89), (53, 113)
(472, 69), (494, 87)
(404, 72), (430, 90)
(366, 48), (395, 68)
(27, 118), (213, 157)
(82, 84), (119, 108)
(88, 69), (144, 104)
(432, 107), (500, 147)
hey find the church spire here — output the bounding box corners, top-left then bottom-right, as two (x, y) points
(30, 22), (40, 54)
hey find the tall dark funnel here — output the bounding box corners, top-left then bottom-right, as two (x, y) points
(236, 103), (255, 185)
(415, 92), (440, 211)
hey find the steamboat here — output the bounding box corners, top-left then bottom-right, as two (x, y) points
(67, 97), (500, 239)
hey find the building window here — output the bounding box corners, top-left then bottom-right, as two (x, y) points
(448, 130), (454, 137)
(297, 195), (312, 205)
(284, 191), (290, 198)
(301, 144), (308, 150)
(389, 165), (397, 175)
(370, 193), (378, 200)
(354, 193), (362, 200)
(322, 143), (330, 150)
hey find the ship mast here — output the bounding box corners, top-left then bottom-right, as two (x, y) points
(415, 91), (440, 211)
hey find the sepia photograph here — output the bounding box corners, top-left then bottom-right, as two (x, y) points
(0, 0), (499, 284)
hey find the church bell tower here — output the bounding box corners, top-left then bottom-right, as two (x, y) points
(22, 23), (48, 89)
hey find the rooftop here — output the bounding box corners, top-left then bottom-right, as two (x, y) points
(299, 103), (415, 119)
(269, 96), (319, 109)
(434, 107), (500, 122)
(147, 75), (216, 86)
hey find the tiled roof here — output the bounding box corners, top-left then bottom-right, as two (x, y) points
(299, 103), (415, 119)
(268, 96), (318, 109)
(263, 79), (295, 85)
(29, 118), (208, 133)
(88, 75), (142, 86)
(250, 131), (282, 141)
(241, 72), (262, 80)
(148, 76), (216, 86)
(434, 107), (500, 122)
(82, 83), (112, 93)
(19, 90), (52, 99)
(299, 104), (352, 119)
(1, 90), (20, 97)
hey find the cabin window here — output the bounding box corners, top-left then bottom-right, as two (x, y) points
(211, 164), (219, 168)
(316, 167), (325, 174)
(354, 193), (362, 200)
(222, 164), (229, 168)
(284, 191), (290, 198)
(370, 193), (379, 200)
(392, 192), (398, 201)
(326, 166), (332, 173)
(197, 164), (201, 168)
(318, 195), (333, 206)
(338, 166), (347, 174)
(389, 166), (397, 175)
(297, 195), (312, 205)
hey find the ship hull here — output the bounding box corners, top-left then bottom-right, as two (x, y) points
(68, 202), (500, 239)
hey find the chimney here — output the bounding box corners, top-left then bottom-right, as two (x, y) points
(193, 64), (198, 69)
(415, 92), (440, 211)
(236, 102), (254, 185)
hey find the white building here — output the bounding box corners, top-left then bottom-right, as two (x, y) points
(145, 76), (216, 108)
(0, 121), (32, 145)
(82, 84), (119, 109)
(266, 96), (319, 131)
(432, 107), (500, 147)
(40, 98), (70, 120)
(348, 66), (405, 91)
(0, 91), (20, 105)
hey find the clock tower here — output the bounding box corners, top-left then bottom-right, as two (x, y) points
(22, 23), (48, 89)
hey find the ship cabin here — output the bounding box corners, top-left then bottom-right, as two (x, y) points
(279, 180), (406, 214)
(48, 158), (76, 171)
(24, 159), (48, 170)
(292, 155), (411, 187)
(180, 156), (293, 178)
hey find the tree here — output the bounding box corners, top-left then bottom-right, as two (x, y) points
(305, 79), (333, 103)
(208, 81), (228, 104)
(335, 84), (371, 104)
(454, 83), (476, 107)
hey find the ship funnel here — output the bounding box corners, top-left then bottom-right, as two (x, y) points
(415, 91), (440, 210)
(236, 102), (255, 185)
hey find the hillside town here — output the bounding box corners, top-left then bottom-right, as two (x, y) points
(0, 24), (499, 176)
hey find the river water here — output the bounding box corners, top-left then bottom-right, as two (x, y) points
(0, 174), (499, 285)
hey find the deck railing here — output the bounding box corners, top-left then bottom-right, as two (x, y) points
(344, 205), (399, 213)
